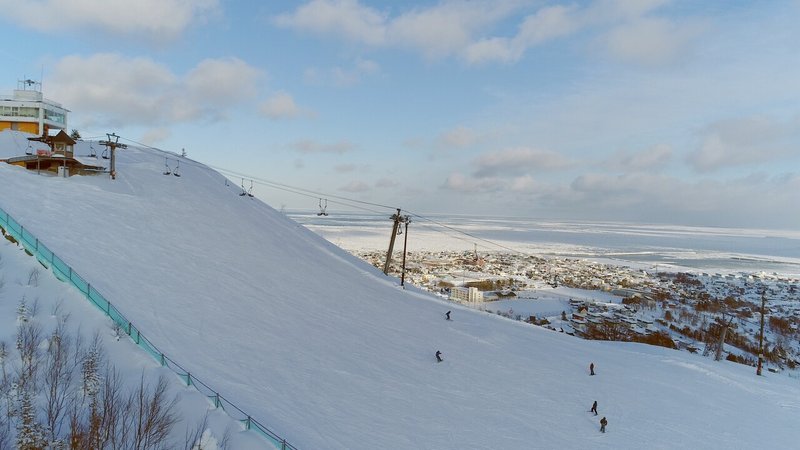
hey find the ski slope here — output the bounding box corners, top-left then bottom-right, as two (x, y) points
(2, 137), (799, 449)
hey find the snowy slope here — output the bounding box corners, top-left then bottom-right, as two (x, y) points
(2, 139), (799, 449)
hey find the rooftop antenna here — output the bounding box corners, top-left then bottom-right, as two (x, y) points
(18, 77), (42, 91)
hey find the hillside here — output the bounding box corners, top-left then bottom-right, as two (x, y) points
(2, 137), (799, 449)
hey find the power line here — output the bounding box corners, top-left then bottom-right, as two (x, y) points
(405, 211), (527, 255)
(113, 135), (531, 255)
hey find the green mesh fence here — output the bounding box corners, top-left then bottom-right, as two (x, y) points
(0, 205), (297, 450)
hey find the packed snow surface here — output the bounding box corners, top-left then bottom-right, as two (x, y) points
(2, 140), (799, 449)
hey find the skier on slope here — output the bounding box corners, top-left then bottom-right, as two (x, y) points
(590, 400), (598, 415)
(600, 416), (607, 433)
(445, 311), (451, 321)
(590, 362), (595, 376)
(435, 350), (443, 363)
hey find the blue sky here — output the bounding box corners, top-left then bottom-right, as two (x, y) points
(1, 0), (798, 229)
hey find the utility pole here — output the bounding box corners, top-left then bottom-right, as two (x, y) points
(400, 217), (411, 287)
(715, 314), (733, 361)
(383, 209), (402, 275)
(757, 290), (767, 376)
(99, 133), (127, 180)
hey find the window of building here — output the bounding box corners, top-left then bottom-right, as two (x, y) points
(45, 109), (65, 124)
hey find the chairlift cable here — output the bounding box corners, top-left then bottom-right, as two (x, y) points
(113, 135), (528, 254)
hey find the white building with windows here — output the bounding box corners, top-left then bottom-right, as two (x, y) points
(0, 80), (69, 136)
(450, 286), (483, 304)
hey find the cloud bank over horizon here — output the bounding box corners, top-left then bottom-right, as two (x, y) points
(0, 0), (798, 229)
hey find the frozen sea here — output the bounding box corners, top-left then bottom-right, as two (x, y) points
(288, 211), (800, 277)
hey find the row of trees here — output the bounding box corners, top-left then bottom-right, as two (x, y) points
(1, 297), (181, 449)
(0, 294), (229, 449)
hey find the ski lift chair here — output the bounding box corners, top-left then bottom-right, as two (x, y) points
(317, 198), (329, 216)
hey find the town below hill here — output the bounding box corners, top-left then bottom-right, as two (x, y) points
(357, 249), (800, 374)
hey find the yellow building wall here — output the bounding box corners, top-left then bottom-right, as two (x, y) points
(0, 121), (40, 134)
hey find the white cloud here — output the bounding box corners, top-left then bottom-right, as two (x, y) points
(275, 0), (705, 67)
(274, 0), (387, 45)
(688, 116), (800, 172)
(260, 92), (315, 120)
(47, 54), (263, 128)
(437, 126), (478, 149)
(139, 127), (171, 145)
(387, 1), (517, 59)
(606, 144), (672, 171)
(276, 0), (525, 62)
(290, 139), (355, 154)
(339, 180), (371, 192)
(375, 178), (399, 188)
(464, 5), (579, 64)
(599, 17), (705, 66)
(441, 172), (504, 193)
(305, 58), (380, 87)
(473, 147), (574, 177)
(0, 0), (219, 42)
(557, 171), (800, 227)
(334, 164), (357, 173)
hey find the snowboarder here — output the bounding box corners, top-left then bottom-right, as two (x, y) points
(435, 350), (443, 363)
(590, 400), (598, 415)
(600, 416), (607, 433)
(590, 362), (595, 376)
(445, 311), (451, 321)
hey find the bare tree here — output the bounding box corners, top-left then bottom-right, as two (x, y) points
(14, 386), (48, 450)
(15, 320), (43, 394)
(43, 319), (76, 445)
(183, 412), (209, 450)
(132, 373), (178, 450)
(27, 268), (40, 287)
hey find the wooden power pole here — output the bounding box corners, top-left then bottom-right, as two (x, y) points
(100, 133), (127, 180)
(400, 217), (411, 287)
(383, 209), (403, 275)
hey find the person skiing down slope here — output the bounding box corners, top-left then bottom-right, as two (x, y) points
(435, 350), (443, 363)
(445, 311), (451, 321)
(600, 417), (607, 433)
(590, 400), (598, 415)
(590, 362), (595, 376)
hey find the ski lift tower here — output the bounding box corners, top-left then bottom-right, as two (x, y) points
(99, 133), (127, 179)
